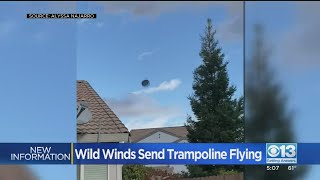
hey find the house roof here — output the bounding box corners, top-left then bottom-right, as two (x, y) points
(77, 80), (129, 134)
(0, 165), (37, 180)
(130, 126), (188, 142)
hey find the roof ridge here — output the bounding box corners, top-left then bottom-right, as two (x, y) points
(131, 126), (187, 142)
(131, 125), (186, 131)
(84, 81), (129, 133)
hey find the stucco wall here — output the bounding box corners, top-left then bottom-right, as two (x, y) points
(137, 131), (188, 173)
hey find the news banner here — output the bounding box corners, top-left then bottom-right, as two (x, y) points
(1, 143), (320, 165)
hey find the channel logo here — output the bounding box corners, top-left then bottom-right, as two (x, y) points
(266, 143), (297, 164)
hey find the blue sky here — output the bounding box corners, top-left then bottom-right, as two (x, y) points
(246, 2), (320, 179)
(0, 2), (243, 179)
(0, 2), (76, 180)
(2, 1), (319, 179)
(77, 2), (243, 130)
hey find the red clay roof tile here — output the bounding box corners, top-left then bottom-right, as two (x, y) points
(77, 80), (129, 134)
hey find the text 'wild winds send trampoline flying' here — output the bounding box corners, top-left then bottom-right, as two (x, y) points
(75, 148), (262, 162)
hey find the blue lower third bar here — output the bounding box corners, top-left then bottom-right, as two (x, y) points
(0, 143), (319, 164)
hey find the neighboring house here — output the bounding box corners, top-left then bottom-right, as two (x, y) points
(130, 126), (188, 173)
(77, 80), (130, 180)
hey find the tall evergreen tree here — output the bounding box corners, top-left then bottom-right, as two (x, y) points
(245, 24), (307, 180)
(185, 18), (244, 177)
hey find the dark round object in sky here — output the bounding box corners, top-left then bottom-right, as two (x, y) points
(141, 79), (150, 87)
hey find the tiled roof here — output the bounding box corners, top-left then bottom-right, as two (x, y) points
(130, 126), (188, 142)
(77, 80), (129, 134)
(0, 165), (36, 180)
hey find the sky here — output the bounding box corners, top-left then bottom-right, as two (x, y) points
(0, 2), (243, 179)
(76, 1), (244, 131)
(246, 2), (320, 179)
(1, 1), (319, 180)
(0, 2), (77, 180)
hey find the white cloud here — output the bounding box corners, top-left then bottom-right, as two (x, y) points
(106, 94), (181, 118)
(132, 79), (181, 94)
(50, 2), (243, 41)
(125, 115), (179, 131)
(94, 2), (243, 41)
(137, 49), (158, 60)
(96, 2), (227, 17)
(217, 2), (243, 42)
(105, 94), (183, 130)
(96, 1), (180, 17)
(276, 2), (320, 69)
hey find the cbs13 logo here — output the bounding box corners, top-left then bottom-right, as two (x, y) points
(267, 143), (297, 158)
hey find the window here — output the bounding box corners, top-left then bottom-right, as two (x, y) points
(80, 165), (108, 180)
